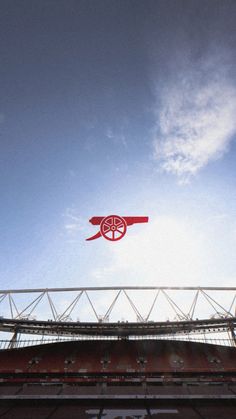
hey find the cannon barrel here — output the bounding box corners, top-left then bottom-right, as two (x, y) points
(123, 216), (149, 226)
(89, 216), (149, 226)
(89, 217), (105, 225)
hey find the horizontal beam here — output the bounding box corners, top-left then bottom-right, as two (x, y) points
(1, 286), (236, 294)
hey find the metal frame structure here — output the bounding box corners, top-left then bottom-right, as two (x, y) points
(0, 286), (236, 346)
(1, 286), (236, 321)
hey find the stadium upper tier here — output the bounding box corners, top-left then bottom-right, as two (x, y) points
(0, 315), (236, 337)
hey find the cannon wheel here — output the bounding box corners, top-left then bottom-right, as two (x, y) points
(100, 215), (127, 241)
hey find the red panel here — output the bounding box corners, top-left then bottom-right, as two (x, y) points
(0, 340), (236, 376)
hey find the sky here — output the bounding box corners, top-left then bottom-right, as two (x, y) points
(0, 0), (236, 295)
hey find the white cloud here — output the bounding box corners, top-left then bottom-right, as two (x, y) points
(64, 223), (80, 233)
(63, 208), (86, 236)
(90, 215), (205, 286)
(153, 54), (236, 181)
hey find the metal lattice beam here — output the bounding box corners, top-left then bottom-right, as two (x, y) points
(0, 286), (235, 343)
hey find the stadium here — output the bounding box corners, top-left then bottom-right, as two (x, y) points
(0, 286), (236, 418)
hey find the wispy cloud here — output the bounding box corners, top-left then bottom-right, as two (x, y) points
(106, 127), (127, 148)
(63, 208), (86, 237)
(153, 52), (236, 182)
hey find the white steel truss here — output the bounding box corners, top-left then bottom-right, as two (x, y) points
(0, 286), (235, 346)
(0, 286), (236, 323)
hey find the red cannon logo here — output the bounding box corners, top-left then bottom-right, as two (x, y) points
(86, 215), (149, 241)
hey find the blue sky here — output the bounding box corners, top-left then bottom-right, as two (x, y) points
(0, 0), (236, 291)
